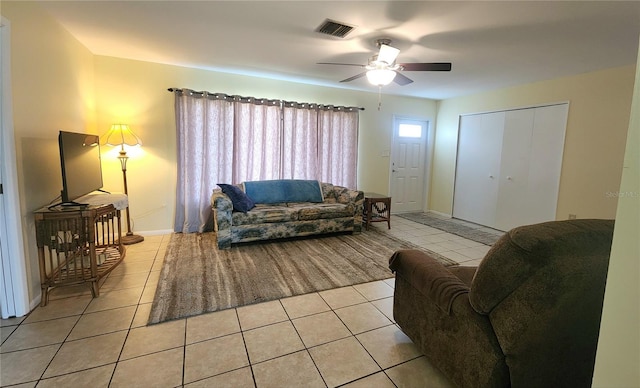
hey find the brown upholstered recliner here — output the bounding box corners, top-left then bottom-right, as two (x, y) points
(389, 219), (614, 388)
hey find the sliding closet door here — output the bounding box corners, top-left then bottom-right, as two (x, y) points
(453, 111), (505, 227)
(454, 103), (568, 231)
(494, 109), (536, 231)
(494, 105), (568, 230)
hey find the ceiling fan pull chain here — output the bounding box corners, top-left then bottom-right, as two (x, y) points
(378, 86), (383, 111)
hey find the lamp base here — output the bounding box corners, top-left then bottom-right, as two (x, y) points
(120, 233), (145, 245)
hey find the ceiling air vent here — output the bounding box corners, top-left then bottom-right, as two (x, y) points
(316, 19), (355, 38)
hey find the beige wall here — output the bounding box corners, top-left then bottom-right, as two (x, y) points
(2, 2), (96, 303)
(432, 66), (635, 220)
(94, 56), (437, 233)
(592, 40), (640, 387)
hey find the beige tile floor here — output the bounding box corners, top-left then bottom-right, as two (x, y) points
(0, 214), (501, 388)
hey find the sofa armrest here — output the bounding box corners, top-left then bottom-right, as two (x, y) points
(351, 190), (364, 233)
(212, 191), (233, 223)
(389, 249), (469, 314)
(322, 183), (364, 234)
(339, 187), (363, 206)
(211, 191), (233, 248)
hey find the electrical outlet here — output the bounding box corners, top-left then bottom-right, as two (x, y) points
(568, 214), (577, 220)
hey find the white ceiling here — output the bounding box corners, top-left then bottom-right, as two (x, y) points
(38, 1), (640, 100)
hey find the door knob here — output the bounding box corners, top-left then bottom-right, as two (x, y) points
(507, 176), (512, 180)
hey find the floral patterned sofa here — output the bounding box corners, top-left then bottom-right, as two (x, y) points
(212, 180), (364, 249)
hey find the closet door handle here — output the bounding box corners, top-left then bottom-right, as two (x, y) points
(507, 176), (513, 181)
(489, 175), (494, 179)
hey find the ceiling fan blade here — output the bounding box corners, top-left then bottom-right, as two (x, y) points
(317, 62), (366, 68)
(400, 62), (452, 71)
(393, 72), (414, 86)
(378, 44), (400, 64)
(340, 72), (367, 83)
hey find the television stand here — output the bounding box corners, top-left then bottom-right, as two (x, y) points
(34, 202), (125, 306)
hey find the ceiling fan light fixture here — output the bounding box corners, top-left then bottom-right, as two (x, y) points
(366, 68), (397, 86)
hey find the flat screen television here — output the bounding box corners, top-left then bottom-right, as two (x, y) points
(57, 130), (104, 206)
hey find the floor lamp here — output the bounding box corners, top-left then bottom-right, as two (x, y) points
(102, 124), (144, 245)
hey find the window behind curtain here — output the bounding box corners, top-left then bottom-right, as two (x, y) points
(318, 109), (358, 189)
(233, 101), (282, 183)
(282, 105), (318, 180)
(173, 91), (359, 233)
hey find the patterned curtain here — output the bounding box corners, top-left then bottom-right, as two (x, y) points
(172, 89), (359, 233)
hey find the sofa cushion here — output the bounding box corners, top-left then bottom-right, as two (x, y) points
(232, 204), (298, 225)
(217, 183), (255, 212)
(244, 179), (323, 204)
(290, 202), (354, 221)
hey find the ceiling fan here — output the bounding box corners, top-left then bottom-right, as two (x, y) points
(318, 38), (452, 86)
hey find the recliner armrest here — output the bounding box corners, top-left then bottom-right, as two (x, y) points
(389, 249), (469, 314)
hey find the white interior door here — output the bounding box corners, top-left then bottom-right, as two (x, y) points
(390, 118), (428, 213)
(453, 112), (505, 226)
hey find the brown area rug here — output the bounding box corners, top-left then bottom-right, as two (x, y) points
(148, 229), (457, 324)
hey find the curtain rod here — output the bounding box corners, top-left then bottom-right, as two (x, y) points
(167, 88), (365, 111)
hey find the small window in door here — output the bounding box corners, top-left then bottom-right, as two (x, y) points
(398, 123), (422, 138)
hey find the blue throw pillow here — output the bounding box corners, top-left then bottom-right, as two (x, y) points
(217, 184), (255, 212)
(244, 180), (324, 204)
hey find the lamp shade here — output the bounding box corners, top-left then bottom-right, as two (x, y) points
(101, 124), (142, 147)
(366, 69), (397, 86)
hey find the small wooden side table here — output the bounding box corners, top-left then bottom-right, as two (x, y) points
(363, 192), (392, 230)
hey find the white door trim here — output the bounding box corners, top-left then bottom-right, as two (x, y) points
(1, 17), (30, 318)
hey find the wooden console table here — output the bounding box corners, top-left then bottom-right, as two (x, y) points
(363, 192), (392, 230)
(34, 203), (125, 306)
